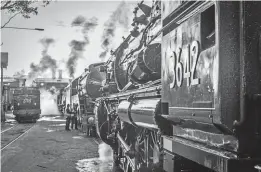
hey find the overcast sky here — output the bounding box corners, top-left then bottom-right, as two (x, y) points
(1, 1), (140, 78)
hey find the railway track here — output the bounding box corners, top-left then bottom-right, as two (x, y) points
(1, 124), (19, 134)
(1, 123), (35, 150)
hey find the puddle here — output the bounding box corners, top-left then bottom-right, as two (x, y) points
(76, 158), (113, 172)
(46, 129), (55, 132)
(72, 136), (84, 139)
(50, 124), (66, 127)
(76, 143), (114, 172)
(38, 116), (65, 122)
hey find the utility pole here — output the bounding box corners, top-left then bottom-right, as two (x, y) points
(1, 65), (4, 121)
(1, 52), (8, 122)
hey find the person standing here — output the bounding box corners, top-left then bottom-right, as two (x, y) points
(74, 104), (79, 130)
(71, 104), (75, 129)
(65, 104), (71, 131)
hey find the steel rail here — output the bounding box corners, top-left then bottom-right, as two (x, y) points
(1, 124), (19, 134)
(1, 124), (35, 151)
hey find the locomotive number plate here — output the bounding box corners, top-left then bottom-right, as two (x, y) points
(166, 40), (201, 89)
(23, 98), (32, 104)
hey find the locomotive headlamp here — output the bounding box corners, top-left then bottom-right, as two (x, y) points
(87, 117), (95, 124)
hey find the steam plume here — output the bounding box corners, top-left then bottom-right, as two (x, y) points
(66, 40), (86, 78)
(66, 16), (98, 78)
(40, 88), (60, 115)
(100, 1), (130, 58)
(29, 38), (57, 79)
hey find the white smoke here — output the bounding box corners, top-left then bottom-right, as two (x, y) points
(40, 89), (60, 115)
(98, 143), (113, 162)
(98, 142), (113, 171)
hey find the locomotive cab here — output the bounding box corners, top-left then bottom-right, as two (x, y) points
(161, 1), (261, 172)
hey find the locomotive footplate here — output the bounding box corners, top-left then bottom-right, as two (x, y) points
(162, 135), (261, 172)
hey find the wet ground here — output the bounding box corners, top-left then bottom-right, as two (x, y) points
(1, 113), (113, 172)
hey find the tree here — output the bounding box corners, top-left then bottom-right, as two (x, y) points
(1, 0), (51, 29)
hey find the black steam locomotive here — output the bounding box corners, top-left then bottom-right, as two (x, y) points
(87, 1), (261, 172)
(58, 63), (106, 136)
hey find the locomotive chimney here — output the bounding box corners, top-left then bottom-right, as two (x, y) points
(58, 70), (63, 79)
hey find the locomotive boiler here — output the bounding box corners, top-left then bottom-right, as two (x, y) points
(87, 1), (261, 172)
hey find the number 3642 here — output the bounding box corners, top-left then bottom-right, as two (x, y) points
(166, 40), (201, 89)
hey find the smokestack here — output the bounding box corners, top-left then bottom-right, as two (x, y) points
(52, 70), (56, 79)
(58, 70), (63, 79)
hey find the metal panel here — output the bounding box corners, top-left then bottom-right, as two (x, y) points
(162, 135), (261, 172)
(162, 3), (216, 124)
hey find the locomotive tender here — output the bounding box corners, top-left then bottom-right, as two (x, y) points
(86, 1), (261, 171)
(13, 87), (41, 123)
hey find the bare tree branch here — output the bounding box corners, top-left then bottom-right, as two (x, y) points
(1, 12), (20, 29)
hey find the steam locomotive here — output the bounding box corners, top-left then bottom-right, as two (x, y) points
(83, 1), (261, 171)
(58, 63), (105, 136)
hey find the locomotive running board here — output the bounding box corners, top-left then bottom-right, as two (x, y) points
(162, 135), (261, 172)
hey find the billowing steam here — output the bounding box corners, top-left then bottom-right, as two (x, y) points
(98, 143), (113, 171)
(29, 38), (57, 79)
(98, 143), (113, 162)
(67, 16), (98, 78)
(66, 40), (86, 78)
(75, 143), (113, 172)
(100, 1), (130, 58)
(40, 88), (60, 115)
(99, 50), (108, 59)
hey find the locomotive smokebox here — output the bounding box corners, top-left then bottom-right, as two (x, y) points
(86, 67), (106, 99)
